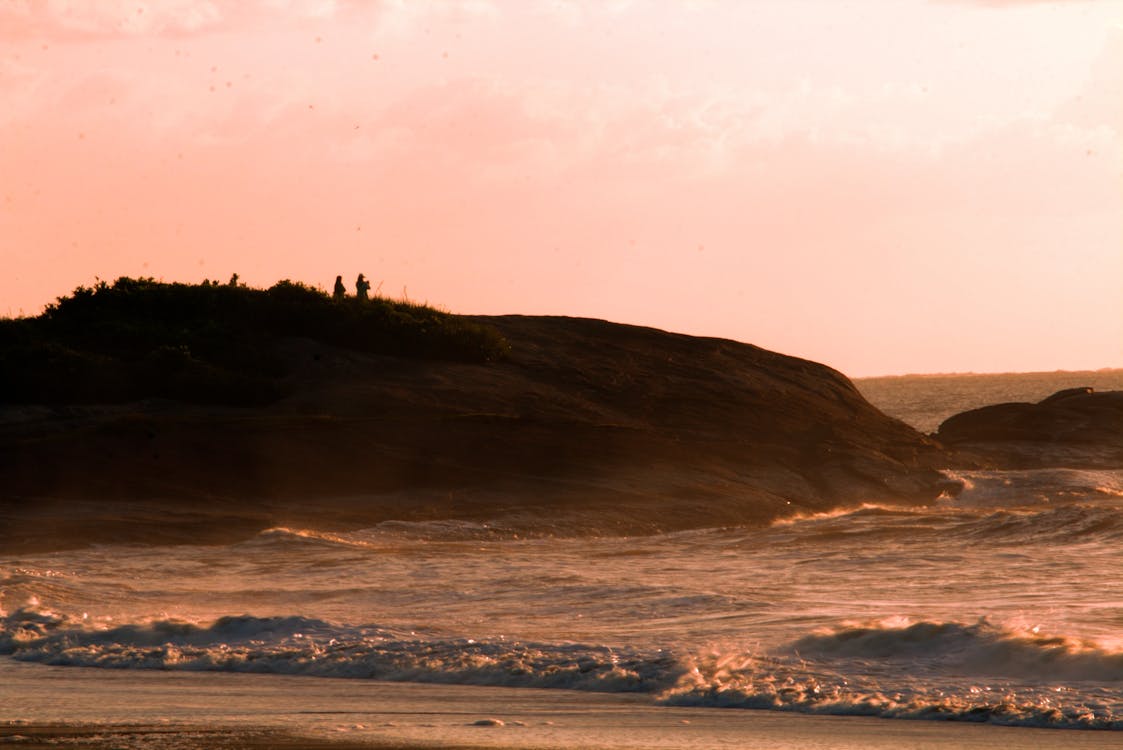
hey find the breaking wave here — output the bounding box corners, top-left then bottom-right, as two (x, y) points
(791, 618), (1123, 682)
(3, 607), (1120, 729)
(0, 607), (680, 693)
(664, 618), (1123, 729)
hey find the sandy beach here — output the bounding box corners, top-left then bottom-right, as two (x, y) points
(3, 660), (1120, 750)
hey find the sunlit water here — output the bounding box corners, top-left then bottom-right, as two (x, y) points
(3, 372), (1122, 730)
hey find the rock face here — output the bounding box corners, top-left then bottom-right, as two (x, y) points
(936, 388), (1123, 468)
(1, 316), (952, 551)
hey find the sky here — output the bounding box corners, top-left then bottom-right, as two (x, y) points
(1, 0), (1120, 377)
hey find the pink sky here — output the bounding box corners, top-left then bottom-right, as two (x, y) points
(1, 0), (1120, 376)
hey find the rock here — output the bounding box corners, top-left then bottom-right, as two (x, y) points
(0, 316), (952, 552)
(1040, 386), (1095, 405)
(936, 388), (1123, 468)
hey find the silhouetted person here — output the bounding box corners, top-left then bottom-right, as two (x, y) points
(332, 275), (346, 300)
(228, 273), (239, 287)
(356, 273), (371, 301)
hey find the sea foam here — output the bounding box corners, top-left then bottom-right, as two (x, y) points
(3, 606), (1120, 729)
(0, 607), (680, 692)
(661, 618), (1123, 729)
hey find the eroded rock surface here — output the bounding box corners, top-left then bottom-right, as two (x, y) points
(1, 316), (953, 551)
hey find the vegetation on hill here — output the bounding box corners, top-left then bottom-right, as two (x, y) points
(0, 277), (510, 405)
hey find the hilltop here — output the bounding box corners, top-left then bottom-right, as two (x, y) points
(0, 277), (509, 405)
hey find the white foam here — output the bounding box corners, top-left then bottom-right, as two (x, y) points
(660, 619), (1123, 729)
(3, 606), (1121, 729)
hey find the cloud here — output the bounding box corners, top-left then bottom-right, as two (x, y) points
(1054, 26), (1123, 131)
(364, 0), (499, 41)
(931, 0), (1099, 6)
(0, 1), (224, 39)
(0, 0), (499, 41)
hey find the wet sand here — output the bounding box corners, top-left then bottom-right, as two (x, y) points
(3, 661), (1120, 750)
(0, 725), (367, 749)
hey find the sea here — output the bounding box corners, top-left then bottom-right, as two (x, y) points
(2, 369), (1123, 737)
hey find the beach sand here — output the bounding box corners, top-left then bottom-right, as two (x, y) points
(3, 660), (1120, 749)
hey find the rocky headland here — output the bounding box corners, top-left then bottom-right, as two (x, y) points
(0, 280), (958, 551)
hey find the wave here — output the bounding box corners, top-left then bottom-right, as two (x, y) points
(7, 465), (1119, 556)
(790, 618), (1123, 682)
(663, 618), (1123, 729)
(0, 607), (680, 693)
(3, 607), (1120, 729)
(764, 494), (1123, 547)
(944, 468), (1123, 506)
(252, 520), (524, 550)
(263, 497), (1123, 554)
(662, 672), (1120, 729)
(950, 504), (1123, 544)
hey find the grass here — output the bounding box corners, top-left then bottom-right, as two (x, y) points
(0, 277), (510, 406)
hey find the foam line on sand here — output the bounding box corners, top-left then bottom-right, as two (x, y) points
(3, 661), (1121, 749)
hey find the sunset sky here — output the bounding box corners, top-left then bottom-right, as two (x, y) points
(2, 0), (1120, 376)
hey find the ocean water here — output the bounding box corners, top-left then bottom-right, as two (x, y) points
(2, 371), (1122, 732)
(854, 368), (1123, 435)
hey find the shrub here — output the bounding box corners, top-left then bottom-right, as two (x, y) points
(0, 277), (510, 405)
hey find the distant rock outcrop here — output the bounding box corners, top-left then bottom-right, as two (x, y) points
(936, 388), (1123, 468)
(0, 315), (954, 552)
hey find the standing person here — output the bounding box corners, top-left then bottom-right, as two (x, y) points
(355, 273), (371, 301)
(332, 275), (346, 300)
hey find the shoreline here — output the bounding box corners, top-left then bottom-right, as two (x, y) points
(5, 716), (1121, 750)
(3, 661), (1120, 750)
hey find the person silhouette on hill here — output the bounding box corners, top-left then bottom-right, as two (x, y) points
(355, 273), (371, 301)
(332, 275), (346, 300)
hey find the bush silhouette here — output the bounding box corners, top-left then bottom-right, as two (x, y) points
(0, 277), (510, 405)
